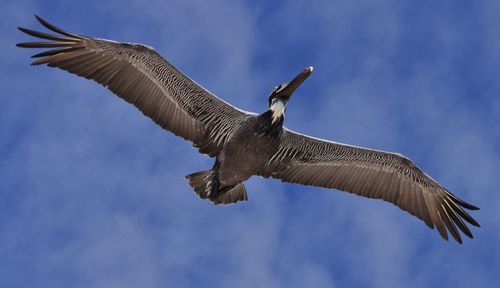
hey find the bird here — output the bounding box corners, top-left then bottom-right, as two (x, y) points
(17, 15), (479, 243)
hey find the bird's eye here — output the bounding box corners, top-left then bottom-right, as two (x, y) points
(269, 85), (280, 97)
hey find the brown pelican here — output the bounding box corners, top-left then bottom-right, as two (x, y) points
(17, 15), (479, 243)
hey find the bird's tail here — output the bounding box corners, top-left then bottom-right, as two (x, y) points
(185, 170), (247, 205)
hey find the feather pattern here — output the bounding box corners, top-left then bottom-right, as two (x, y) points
(261, 128), (479, 243)
(17, 15), (250, 156)
(17, 16), (479, 243)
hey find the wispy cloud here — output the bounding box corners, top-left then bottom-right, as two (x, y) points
(1, 1), (499, 287)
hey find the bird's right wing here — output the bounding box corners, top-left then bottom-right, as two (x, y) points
(17, 16), (251, 157)
(261, 128), (479, 243)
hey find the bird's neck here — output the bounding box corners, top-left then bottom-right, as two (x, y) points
(257, 107), (284, 137)
(269, 100), (286, 124)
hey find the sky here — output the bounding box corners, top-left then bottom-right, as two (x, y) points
(2, 0), (500, 287)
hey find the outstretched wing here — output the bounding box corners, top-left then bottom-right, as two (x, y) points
(261, 128), (479, 243)
(17, 15), (251, 156)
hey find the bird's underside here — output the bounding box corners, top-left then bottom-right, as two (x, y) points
(17, 15), (479, 243)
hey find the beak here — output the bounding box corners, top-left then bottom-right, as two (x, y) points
(276, 66), (313, 98)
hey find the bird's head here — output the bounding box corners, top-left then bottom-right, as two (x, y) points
(268, 66), (313, 123)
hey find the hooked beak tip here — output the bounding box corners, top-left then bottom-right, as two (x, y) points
(286, 66), (313, 94)
(275, 66), (314, 98)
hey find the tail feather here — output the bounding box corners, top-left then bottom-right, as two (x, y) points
(185, 170), (216, 199)
(185, 170), (247, 204)
(213, 183), (248, 205)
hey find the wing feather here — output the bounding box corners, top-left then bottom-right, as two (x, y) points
(261, 128), (479, 243)
(17, 15), (250, 156)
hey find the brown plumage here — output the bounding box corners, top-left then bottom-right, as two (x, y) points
(17, 15), (479, 243)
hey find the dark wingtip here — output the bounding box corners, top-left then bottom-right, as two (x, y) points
(450, 227), (463, 244)
(16, 27), (28, 48)
(447, 192), (480, 211)
(32, 14), (81, 39)
(458, 200), (480, 211)
(15, 42), (34, 48)
(437, 227), (449, 242)
(468, 204), (480, 211)
(35, 14), (51, 29)
(34, 14), (43, 23)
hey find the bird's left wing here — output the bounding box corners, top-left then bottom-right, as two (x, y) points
(260, 128), (479, 243)
(17, 16), (251, 157)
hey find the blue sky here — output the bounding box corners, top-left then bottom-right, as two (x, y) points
(2, 0), (500, 287)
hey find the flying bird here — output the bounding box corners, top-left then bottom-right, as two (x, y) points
(17, 15), (479, 243)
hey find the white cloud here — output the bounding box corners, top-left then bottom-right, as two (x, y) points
(2, 1), (499, 287)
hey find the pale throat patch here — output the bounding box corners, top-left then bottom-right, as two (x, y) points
(270, 100), (285, 124)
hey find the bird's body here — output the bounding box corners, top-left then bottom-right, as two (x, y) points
(187, 107), (286, 202)
(218, 112), (282, 185)
(17, 16), (480, 243)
